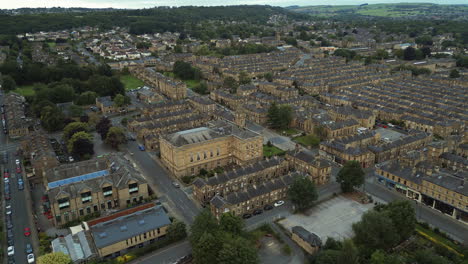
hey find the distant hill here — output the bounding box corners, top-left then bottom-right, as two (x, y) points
(0, 5), (308, 35)
(286, 3), (468, 19)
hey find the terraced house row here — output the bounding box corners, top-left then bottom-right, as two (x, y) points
(44, 154), (150, 226)
(274, 58), (393, 95)
(330, 78), (467, 138)
(3, 92), (30, 138)
(130, 66), (187, 100)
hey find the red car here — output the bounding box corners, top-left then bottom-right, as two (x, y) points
(3, 169), (9, 178)
(24, 227), (31, 237)
(16, 167), (21, 173)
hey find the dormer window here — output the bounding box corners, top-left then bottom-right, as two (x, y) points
(58, 197), (70, 209)
(81, 191), (92, 203)
(129, 183), (139, 194)
(103, 186), (113, 197)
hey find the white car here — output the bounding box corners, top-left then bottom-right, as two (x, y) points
(4, 177), (9, 183)
(68, 156), (74, 162)
(7, 246), (14, 256)
(15, 159), (20, 165)
(27, 253), (35, 263)
(5, 204), (12, 215)
(274, 200), (285, 207)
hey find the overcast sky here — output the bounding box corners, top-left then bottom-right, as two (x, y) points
(3, 0), (467, 9)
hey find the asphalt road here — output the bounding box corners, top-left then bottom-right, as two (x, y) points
(1, 95), (37, 263)
(365, 177), (468, 243)
(131, 240), (191, 264)
(125, 141), (200, 224)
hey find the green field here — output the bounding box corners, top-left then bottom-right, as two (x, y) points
(47, 42), (56, 48)
(288, 3), (468, 18)
(120, 75), (145, 91)
(263, 145), (286, 158)
(11, 85), (35, 97)
(293, 134), (320, 147)
(184, 79), (201, 89)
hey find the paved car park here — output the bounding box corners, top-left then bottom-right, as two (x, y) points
(278, 195), (374, 243)
(375, 127), (406, 142)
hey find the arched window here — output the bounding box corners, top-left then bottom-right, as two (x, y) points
(197, 153), (200, 161)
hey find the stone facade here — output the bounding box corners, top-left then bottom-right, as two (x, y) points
(160, 120), (263, 178)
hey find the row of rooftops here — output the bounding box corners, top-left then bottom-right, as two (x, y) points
(210, 172), (297, 209)
(46, 154), (146, 201)
(164, 119), (260, 147)
(378, 161), (467, 197)
(193, 157), (286, 189)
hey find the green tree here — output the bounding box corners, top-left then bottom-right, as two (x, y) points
(277, 105), (293, 129)
(95, 116), (111, 140)
(288, 175), (318, 211)
(75, 91), (97, 105)
(217, 236), (259, 264)
(238, 71), (251, 85)
(316, 250), (341, 264)
(63, 122), (88, 142)
(264, 72), (273, 82)
(37, 252), (72, 264)
(193, 232), (223, 264)
(1, 75), (16, 92)
(113, 93), (131, 107)
(323, 237), (342, 250)
(378, 200), (416, 241)
(67, 131), (94, 157)
(267, 102), (280, 129)
(449, 69), (460, 78)
(167, 220), (187, 241)
(68, 105), (83, 118)
(338, 239), (359, 264)
(374, 49), (389, 60)
(223, 76), (238, 94)
(49, 83), (75, 103)
(352, 210), (400, 254)
(41, 106), (65, 132)
(411, 249), (451, 264)
(121, 117), (128, 126)
(403, 47), (417, 60)
(220, 212), (244, 235)
(336, 161), (365, 193)
(105, 126), (127, 150)
(314, 125), (327, 140)
(190, 209), (219, 244)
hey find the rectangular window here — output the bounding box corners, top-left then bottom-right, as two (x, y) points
(157, 228), (160, 234)
(58, 198), (70, 209)
(79, 209), (84, 216)
(103, 186), (113, 197)
(86, 207), (91, 214)
(129, 183), (139, 194)
(81, 192), (92, 203)
(94, 205), (98, 212)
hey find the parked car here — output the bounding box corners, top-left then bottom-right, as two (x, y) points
(18, 181), (24, 190)
(172, 181), (180, 188)
(4, 177), (9, 183)
(274, 200), (285, 207)
(27, 253), (35, 264)
(68, 156), (74, 162)
(16, 166), (21, 173)
(25, 243), (33, 254)
(15, 159), (20, 165)
(242, 213), (252, 219)
(24, 227), (31, 237)
(4, 168), (9, 178)
(7, 238), (14, 247)
(5, 203), (12, 215)
(253, 209), (263, 215)
(138, 145), (145, 151)
(7, 229), (13, 238)
(7, 246), (14, 256)
(264, 204), (273, 211)
(6, 215), (13, 229)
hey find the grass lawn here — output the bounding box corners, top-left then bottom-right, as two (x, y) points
(47, 42), (56, 48)
(120, 74), (145, 91)
(293, 134), (320, 147)
(184, 79), (201, 89)
(415, 224), (464, 256)
(277, 128), (301, 137)
(11, 85), (35, 97)
(263, 145), (285, 158)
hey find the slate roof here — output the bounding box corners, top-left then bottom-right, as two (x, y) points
(292, 226), (322, 247)
(90, 205), (171, 249)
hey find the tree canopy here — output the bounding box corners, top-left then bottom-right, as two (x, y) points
(37, 252), (71, 264)
(105, 126), (127, 150)
(336, 161), (365, 193)
(267, 103), (293, 130)
(288, 175), (318, 211)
